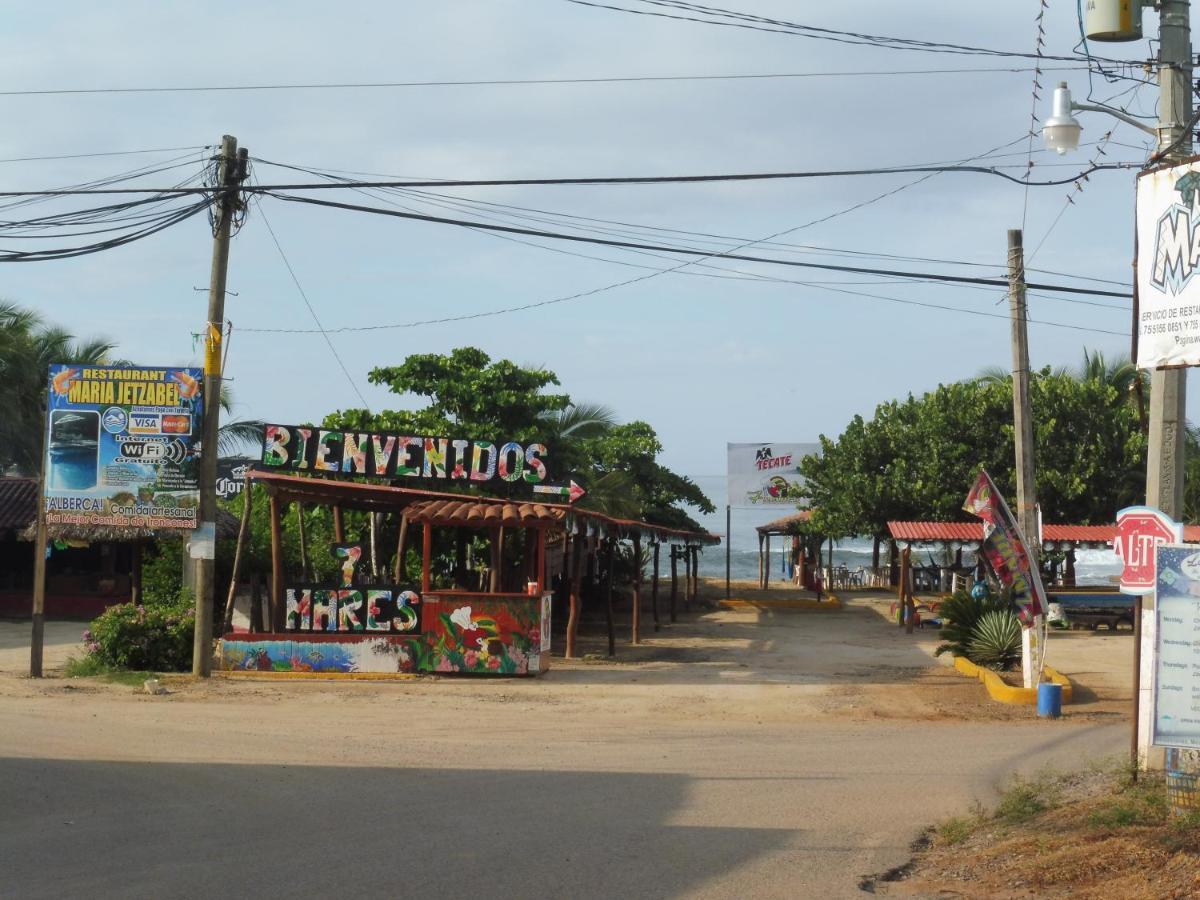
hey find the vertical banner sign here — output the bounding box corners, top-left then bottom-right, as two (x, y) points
(1152, 544), (1200, 749)
(1136, 159), (1200, 368)
(44, 365), (203, 530)
(726, 442), (818, 506)
(963, 471), (1047, 626)
(1113, 505), (1184, 594)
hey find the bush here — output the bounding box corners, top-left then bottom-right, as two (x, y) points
(139, 540), (187, 604)
(968, 609), (1022, 670)
(934, 586), (1017, 660)
(84, 596), (195, 672)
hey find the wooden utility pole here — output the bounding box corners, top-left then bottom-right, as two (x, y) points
(631, 535), (642, 644)
(29, 474), (48, 677)
(1008, 229), (1041, 689)
(192, 134), (247, 677)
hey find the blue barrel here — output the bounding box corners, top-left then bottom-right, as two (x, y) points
(1037, 682), (1063, 718)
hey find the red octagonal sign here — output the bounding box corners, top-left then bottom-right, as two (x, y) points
(1113, 506), (1184, 595)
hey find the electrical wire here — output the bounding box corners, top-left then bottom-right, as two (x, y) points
(260, 188), (1131, 298)
(0, 145), (209, 164)
(0, 67), (1100, 97)
(253, 198), (370, 409)
(564, 0), (1142, 66)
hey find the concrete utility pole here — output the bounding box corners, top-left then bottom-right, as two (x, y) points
(1007, 229), (1041, 689)
(1140, 0), (1192, 767)
(192, 135), (246, 677)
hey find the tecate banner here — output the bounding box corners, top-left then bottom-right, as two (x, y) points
(726, 442), (817, 506)
(1136, 159), (1200, 369)
(43, 364), (203, 530)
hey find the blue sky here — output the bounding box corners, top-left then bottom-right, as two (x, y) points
(0, 2), (1172, 542)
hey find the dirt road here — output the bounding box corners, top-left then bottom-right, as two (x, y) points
(0, 587), (1131, 898)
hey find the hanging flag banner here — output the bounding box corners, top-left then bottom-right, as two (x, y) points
(726, 442), (818, 506)
(261, 424), (551, 486)
(1136, 159), (1200, 369)
(43, 364), (204, 530)
(963, 470), (1047, 626)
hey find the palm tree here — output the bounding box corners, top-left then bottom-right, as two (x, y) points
(0, 302), (116, 475)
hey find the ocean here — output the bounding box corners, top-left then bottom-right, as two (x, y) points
(695, 537), (1122, 587)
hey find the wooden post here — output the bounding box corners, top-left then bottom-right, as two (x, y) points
(296, 501), (310, 581)
(269, 492), (284, 632)
(131, 541), (143, 607)
(683, 544), (692, 611)
(898, 545), (912, 631)
(536, 529), (547, 593)
(604, 539), (616, 657)
(394, 514), (409, 582)
(757, 532), (765, 590)
(691, 546), (699, 606)
(332, 504), (345, 543)
(421, 522), (432, 593)
(489, 527), (503, 592)
(670, 545), (678, 623)
(631, 535), (642, 645)
(651, 541), (661, 631)
(763, 533), (770, 591)
(566, 533), (584, 658)
(222, 480), (253, 633)
(370, 511), (380, 578)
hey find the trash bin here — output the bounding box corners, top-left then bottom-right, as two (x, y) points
(1037, 682), (1062, 718)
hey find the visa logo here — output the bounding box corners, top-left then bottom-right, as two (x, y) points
(129, 414), (162, 434)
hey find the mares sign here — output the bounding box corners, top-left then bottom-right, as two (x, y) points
(285, 543), (421, 634)
(261, 424), (550, 486)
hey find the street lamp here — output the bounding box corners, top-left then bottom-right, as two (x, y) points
(1042, 82), (1157, 155)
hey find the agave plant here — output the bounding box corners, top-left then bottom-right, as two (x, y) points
(967, 610), (1022, 670)
(934, 587), (1017, 658)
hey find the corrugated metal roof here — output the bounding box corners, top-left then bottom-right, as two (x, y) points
(0, 478), (37, 534)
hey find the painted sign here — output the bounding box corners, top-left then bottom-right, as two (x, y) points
(44, 364), (203, 530)
(1152, 544), (1200, 749)
(261, 424), (550, 486)
(726, 442), (818, 506)
(963, 470), (1047, 626)
(284, 543), (421, 634)
(1114, 505), (1184, 594)
(1136, 160), (1200, 368)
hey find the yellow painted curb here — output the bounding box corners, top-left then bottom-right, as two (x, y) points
(952, 656), (1074, 705)
(215, 670), (421, 681)
(719, 595), (842, 610)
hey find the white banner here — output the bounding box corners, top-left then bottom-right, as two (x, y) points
(726, 442), (818, 507)
(1136, 160), (1200, 369)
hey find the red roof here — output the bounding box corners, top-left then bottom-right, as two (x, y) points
(0, 478), (37, 534)
(888, 520), (1200, 545)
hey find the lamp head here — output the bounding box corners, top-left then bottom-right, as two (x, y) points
(1042, 82), (1082, 155)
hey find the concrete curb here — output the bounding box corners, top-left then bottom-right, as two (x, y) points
(952, 655), (1074, 705)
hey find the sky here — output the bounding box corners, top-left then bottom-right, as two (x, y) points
(0, 1), (1176, 548)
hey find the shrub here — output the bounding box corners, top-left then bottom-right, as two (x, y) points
(934, 586), (1017, 659)
(139, 540), (187, 604)
(968, 609), (1022, 670)
(84, 596), (195, 672)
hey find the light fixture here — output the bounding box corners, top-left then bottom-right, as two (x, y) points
(1042, 83), (1083, 155)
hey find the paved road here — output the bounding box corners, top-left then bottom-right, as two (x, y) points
(0, 601), (1128, 898)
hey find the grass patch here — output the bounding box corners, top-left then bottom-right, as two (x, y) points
(936, 816), (977, 846)
(994, 774), (1057, 824)
(63, 655), (158, 687)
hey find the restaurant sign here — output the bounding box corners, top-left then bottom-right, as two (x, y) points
(262, 424), (550, 486)
(1152, 544), (1200, 749)
(44, 364), (203, 530)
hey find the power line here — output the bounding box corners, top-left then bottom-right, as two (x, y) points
(260, 189), (1132, 298)
(254, 199), (370, 409)
(0, 145), (209, 164)
(0, 159), (1135, 198)
(0, 66), (1098, 97)
(564, 0), (1141, 66)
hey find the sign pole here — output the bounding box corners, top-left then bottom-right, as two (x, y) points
(29, 405), (49, 677)
(725, 504), (731, 600)
(1132, 593), (1144, 781)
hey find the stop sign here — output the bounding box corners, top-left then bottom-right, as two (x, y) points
(1113, 505), (1184, 594)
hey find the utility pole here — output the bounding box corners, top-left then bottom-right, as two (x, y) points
(1140, 0), (1192, 767)
(192, 135), (246, 677)
(1007, 228), (1041, 689)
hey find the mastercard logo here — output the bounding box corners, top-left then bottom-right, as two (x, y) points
(161, 414), (191, 435)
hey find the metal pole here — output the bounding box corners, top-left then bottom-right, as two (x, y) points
(725, 504), (731, 599)
(192, 134), (244, 678)
(1142, 0), (1192, 771)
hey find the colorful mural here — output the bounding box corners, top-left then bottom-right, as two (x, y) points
(219, 591), (552, 676)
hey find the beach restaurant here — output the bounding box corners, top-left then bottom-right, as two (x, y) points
(218, 470), (719, 676)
